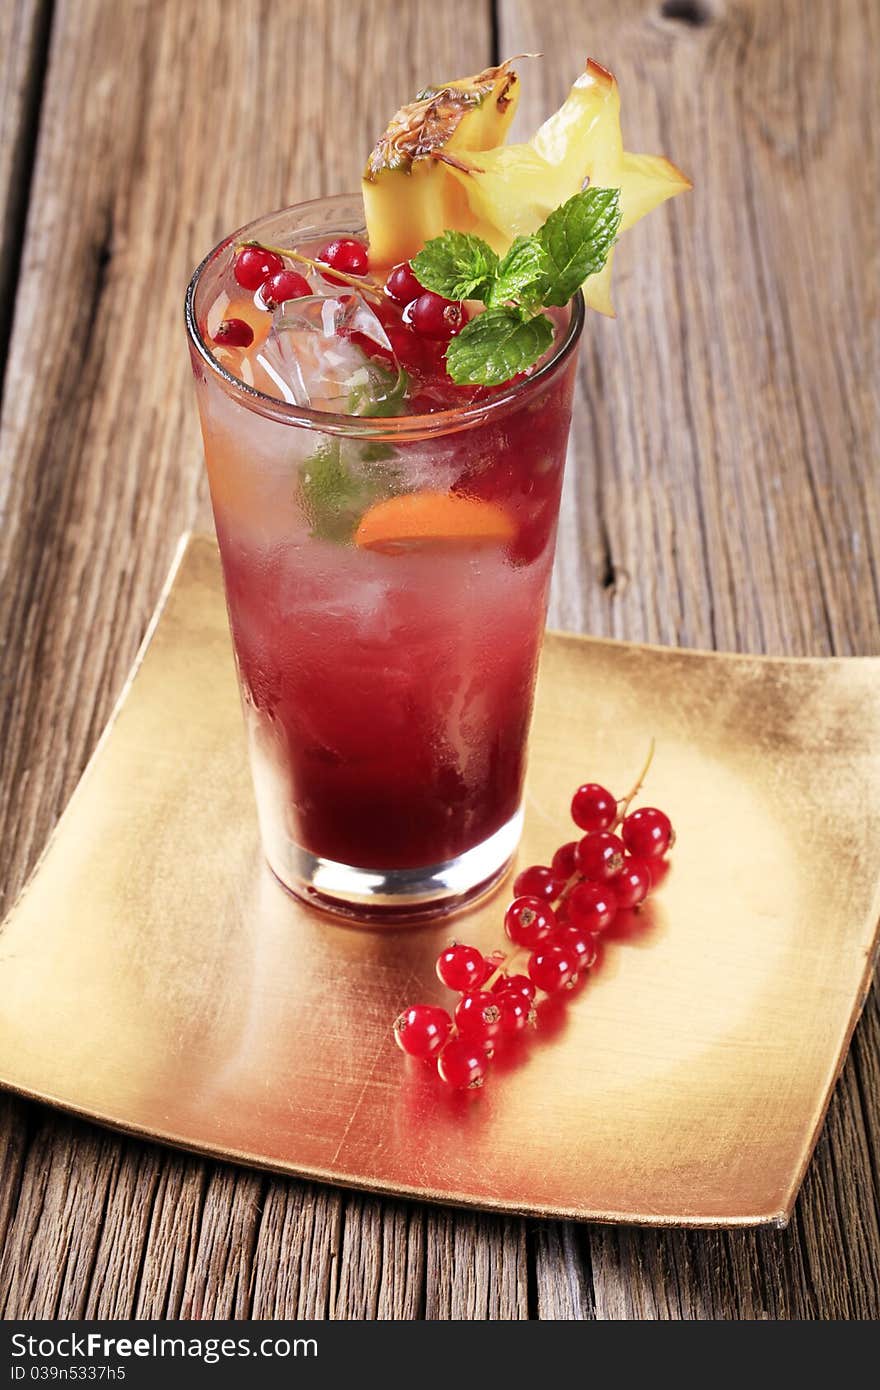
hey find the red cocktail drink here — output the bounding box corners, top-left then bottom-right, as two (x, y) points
(186, 196), (582, 916)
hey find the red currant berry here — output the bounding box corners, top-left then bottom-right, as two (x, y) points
(567, 880), (618, 934)
(318, 237), (369, 284)
(405, 291), (464, 342)
(383, 323), (428, 374)
(234, 245), (284, 291)
(259, 269), (312, 310)
(504, 896), (557, 948)
(393, 1004), (452, 1059)
(498, 993), (535, 1035)
(492, 973), (536, 1003)
(512, 865), (556, 901)
(646, 857), (671, 890)
(551, 841), (578, 884)
(385, 261), (423, 304)
(575, 831), (626, 881)
(454, 990), (503, 1041)
(213, 318), (254, 348)
(435, 943), (485, 993)
(553, 926), (598, 968)
(528, 944), (577, 995)
(609, 856), (652, 909)
(571, 782), (617, 833)
(437, 1037), (489, 1089)
(622, 807), (674, 859)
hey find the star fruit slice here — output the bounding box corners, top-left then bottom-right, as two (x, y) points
(441, 59), (691, 316)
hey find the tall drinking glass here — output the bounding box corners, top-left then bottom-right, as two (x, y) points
(185, 195), (583, 919)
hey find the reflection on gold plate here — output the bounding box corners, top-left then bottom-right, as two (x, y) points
(1, 534), (879, 1227)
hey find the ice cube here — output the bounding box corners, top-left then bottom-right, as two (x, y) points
(337, 293), (393, 355)
(256, 293), (406, 415)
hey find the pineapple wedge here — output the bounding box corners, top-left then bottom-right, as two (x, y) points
(436, 60), (691, 316)
(363, 61), (520, 267)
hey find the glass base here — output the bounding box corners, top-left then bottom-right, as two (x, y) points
(264, 807), (524, 924)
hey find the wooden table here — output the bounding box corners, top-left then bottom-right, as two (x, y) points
(1, 0), (877, 1320)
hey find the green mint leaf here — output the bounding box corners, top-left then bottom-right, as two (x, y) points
(445, 307), (554, 386)
(298, 439), (401, 542)
(537, 187), (622, 307)
(359, 441), (396, 462)
(397, 187), (622, 388)
(412, 231), (499, 303)
(487, 235), (549, 308)
(298, 440), (356, 542)
(347, 364), (410, 418)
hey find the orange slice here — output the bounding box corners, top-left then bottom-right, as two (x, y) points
(355, 491), (516, 554)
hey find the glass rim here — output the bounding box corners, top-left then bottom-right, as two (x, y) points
(184, 193), (585, 440)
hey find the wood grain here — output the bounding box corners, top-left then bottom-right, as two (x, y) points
(0, 0), (52, 372)
(0, 0), (877, 1319)
(502, 0), (880, 1321)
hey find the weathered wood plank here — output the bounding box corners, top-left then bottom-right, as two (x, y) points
(0, 1112), (120, 1318)
(130, 1155), (207, 1319)
(501, 0), (880, 1320)
(502, 0), (880, 660)
(177, 1169), (266, 1319)
(0, 1096), (31, 1261)
(250, 1181), (336, 1319)
(331, 1197), (425, 1320)
(424, 1211), (530, 1319)
(0, 0), (52, 376)
(531, 1222), (595, 1319)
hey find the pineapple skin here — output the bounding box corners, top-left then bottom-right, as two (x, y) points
(362, 63), (520, 267)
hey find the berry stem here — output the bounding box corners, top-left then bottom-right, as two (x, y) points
(614, 738), (655, 828)
(236, 240), (386, 301)
(484, 948), (527, 993)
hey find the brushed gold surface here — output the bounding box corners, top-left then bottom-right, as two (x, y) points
(1, 534), (879, 1227)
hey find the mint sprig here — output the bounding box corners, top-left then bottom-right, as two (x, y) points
(298, 439), (401, 542)
(411, 230), (498, 303)
(347, 363), (410, 417)
(412, 188), (621, 386)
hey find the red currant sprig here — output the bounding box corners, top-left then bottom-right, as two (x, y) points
(231, 239), (386, 302)
(393, 743), (674, 1089)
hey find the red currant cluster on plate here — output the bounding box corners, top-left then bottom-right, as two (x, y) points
(393, 757), (674, 1089)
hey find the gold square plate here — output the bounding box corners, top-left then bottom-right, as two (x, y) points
(2, 535), (879, 1227)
